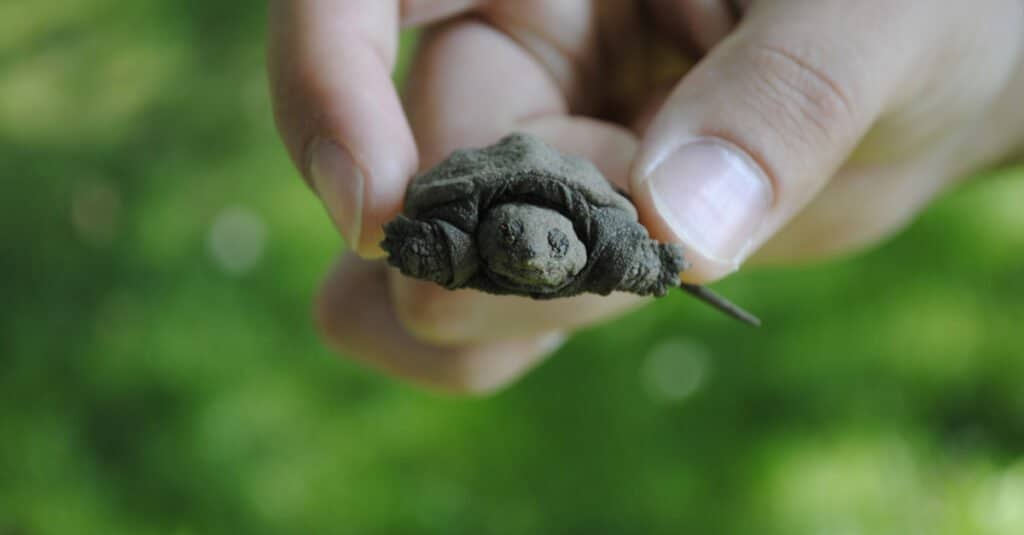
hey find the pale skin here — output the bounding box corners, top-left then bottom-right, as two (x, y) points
(268, 0), (1024, 393)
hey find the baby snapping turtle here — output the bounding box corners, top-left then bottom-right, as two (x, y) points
(383, 133), (683, 297)
(381, 133), (759, 324)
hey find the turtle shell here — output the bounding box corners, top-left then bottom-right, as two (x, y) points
(404, 133), (637, 245)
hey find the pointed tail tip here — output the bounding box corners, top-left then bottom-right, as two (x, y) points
(732, 308), (763, 328)
(678, 283), (762, 328)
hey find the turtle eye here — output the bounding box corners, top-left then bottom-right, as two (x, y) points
(499, 220), (523, 245)
(548, 228), (569, 258)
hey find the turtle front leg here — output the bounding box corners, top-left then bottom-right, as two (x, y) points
(382, 215), (479, 288)
(615, 241), (689, 297)
(381, 215), (454, 286)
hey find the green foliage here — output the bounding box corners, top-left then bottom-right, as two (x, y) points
(2, 1), (1023, 533)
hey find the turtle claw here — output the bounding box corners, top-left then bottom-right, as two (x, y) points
(656, 243), (688, 291)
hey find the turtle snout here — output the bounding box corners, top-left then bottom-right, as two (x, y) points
(519, 246), (539, 260)
(477, 203), (588, 293)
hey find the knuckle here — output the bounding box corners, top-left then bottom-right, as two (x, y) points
(393, 281), (470, 344)
(746, 42), (857, 144)
(315, 298), (496, 397)
(756, 175), (926, 262)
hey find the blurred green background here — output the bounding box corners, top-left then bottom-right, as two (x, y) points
(3, 2), (1024, 534)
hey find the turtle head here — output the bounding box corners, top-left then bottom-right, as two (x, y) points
(478, 203), (587, 293)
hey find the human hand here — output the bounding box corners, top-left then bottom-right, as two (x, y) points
(268, 0), (1024, 393)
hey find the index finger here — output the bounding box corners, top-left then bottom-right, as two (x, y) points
(267, 0), (477, 257)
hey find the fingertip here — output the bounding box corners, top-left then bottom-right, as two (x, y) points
(353, 138), (416, 258)
(307, 132), (415, 259)
(309, 77), (417, 257)
(268, 0), (418, 258)
(632, 137), (774, 283)
(308, 138), (365, 248)
(436, 332), (568, 396)
(629, 0), (918, 282)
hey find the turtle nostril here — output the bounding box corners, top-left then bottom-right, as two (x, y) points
(524, 247), (538, 259)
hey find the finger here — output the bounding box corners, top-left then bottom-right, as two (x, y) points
(744, 1), (1024, 262)
(393, 17), (647, 344)
(405, 20), (635, 181)
(405, 3), (605, 165)
(316, 254), (566, 394)
(751, 149), (957, 263)
(403, 18), (567, 168)
(268, 0), (416, 257)
(646, 0), (738, 53)
(754, 100), (1022, 264)
(630, 0), (949, 282)
(399, 0), (484, 27)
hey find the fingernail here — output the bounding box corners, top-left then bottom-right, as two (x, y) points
(643, 138), (772, 268)
(309, 139), (364, 248)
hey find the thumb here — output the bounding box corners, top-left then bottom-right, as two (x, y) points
(631, 1), (939, 282)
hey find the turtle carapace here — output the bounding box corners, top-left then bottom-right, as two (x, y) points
(380, 133), (761, 325)
(381, 133), (686, 299)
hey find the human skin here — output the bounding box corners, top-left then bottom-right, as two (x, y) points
(268, 0), (1024, 393)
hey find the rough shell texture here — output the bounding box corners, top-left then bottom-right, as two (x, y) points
(404, 133), (637, 235)
(383, 133), (686, 300)
(383, 133), (758, 323)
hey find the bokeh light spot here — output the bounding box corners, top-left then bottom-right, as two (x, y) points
(974, 459), (1024, 533)
(641, 338), (712, 403)
(207, 205), (267, 275)
(70, 179), (121, 246)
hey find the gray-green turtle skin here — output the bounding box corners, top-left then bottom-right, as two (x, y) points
(381, 133), (687, 299)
